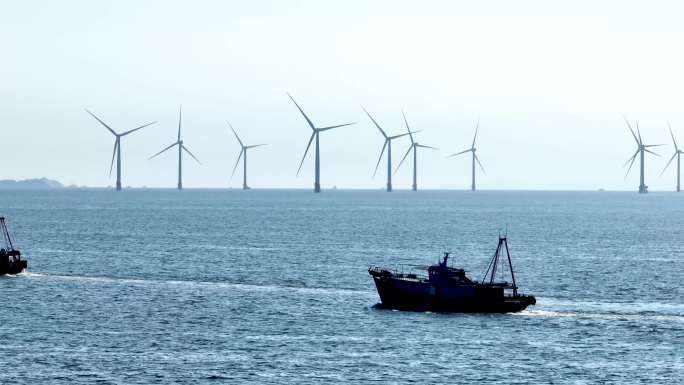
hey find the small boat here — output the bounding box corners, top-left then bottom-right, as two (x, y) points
(368, 236), (536, 313)
(0, 217), (27, 275)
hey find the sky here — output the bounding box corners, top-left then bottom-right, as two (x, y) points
(2, 0), (684, 190)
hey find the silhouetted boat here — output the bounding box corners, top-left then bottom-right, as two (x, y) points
(369, 236), (535, 313)
(0, 217), (27, 275)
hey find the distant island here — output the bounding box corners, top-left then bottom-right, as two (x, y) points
(0, 178), (65, 190)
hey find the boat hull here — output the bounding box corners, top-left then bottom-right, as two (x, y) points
(371, 273), (535, 313)
(0, 260), (27, 275)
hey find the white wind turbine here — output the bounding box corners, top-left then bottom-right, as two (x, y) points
(395, 111), (437, 191)
(363, 107), (418, 192)
(289, 93), (355, 193)
(623, 116), (662, 194)
(447, 119), (485, 191)
(85, 109), (156, 190)
(661, 123), (683, 192)
(228, 122), (266, 190)
(149, 105), (201, 190)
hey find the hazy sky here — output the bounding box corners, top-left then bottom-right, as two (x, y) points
(3, 0), (684, 190)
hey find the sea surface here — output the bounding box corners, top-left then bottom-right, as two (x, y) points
(0, 189), (682, 384)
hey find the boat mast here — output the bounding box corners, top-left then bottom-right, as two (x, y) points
(503, 237), (518, 296)
(0, 217), (14, 250)
(482, 237), (503, 284)
(481, 236), (518, 295)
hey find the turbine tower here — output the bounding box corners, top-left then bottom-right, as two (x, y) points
(150, 106), (201, 190)
(363, 108), (417, 192)
(288, 93), (355, 193)
(447, 119), (485, 191)
(661, 123), (683, 192)
(228, 122), (267, 190)
(623, 116), (662, 194)
(85, 109), (156, 191)
(395, 111), (437, 191)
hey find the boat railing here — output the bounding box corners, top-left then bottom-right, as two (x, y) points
(369, 265), (422, 279)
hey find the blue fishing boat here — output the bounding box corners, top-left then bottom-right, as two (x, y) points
(0, 217), (27, 275)
(369, 236), (535, 313)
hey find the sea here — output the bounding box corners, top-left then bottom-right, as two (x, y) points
(0, 189), (682, 384)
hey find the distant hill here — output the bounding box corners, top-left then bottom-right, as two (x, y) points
(0, 178), (64, 190)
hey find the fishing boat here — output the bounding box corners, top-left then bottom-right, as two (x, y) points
(368, 236), (535, 313)
(0, 217), (27, 275)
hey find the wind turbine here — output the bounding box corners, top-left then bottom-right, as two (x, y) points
(661, 123), (683, 192)
(85, 109), (156, 191)
(395, 111), (437, 191)
(228, 122), (266, 190)
(363, 108), (417, 192)
(288, 93), (355, 193)
(623, 116), (662, 194)
(447, 119), (485, 191)
(149, 105), (201, 190)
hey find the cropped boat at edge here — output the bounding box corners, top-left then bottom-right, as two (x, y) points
(0, 217), (27, 275)
(369, 236), (535, 313)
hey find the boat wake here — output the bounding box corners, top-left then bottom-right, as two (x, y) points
(21, 271), (372, 298)
(513, 303), (684, 323)
(0, 269), (30, 278)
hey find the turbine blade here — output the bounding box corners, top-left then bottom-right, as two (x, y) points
(362, 107), (387, 138)
(394, 145), (413, 175)
(643, 144), (665, 148)
(227, 122), (244, 147)
(149, 142), (178, 160)
(296, 132), (315, 176)
(85, 109), (117, 136)
(660, 152), (678, 176)
(109, 140), (118, 177)
(623, 150), (639, 167)
(644, 148), (660, 157)
(245, 144), (267, 149)
(624, 153), (638, 178)
(121, 121), (156, 136)
(402, 110), (415, 144)
(416, 144), (437, 150)
(373, 140), (388, 177)
(177, 105), (182, 142)
(182, 145), (201, 164)
(287, 93), (315, 130)
(622, 115), (639, 145)
(471, 118), (479, 149)
(447, 148), (472, 158)
(318, 122), (355, 131)
(669, 123), (679, 151)
(231, 149), (244, 178)
(475, 153), (486, 174)
(636, 121), (643, 145)
(389, 130), (421, 140)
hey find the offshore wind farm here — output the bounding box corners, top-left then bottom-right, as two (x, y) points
(76, 103), (684, 194)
